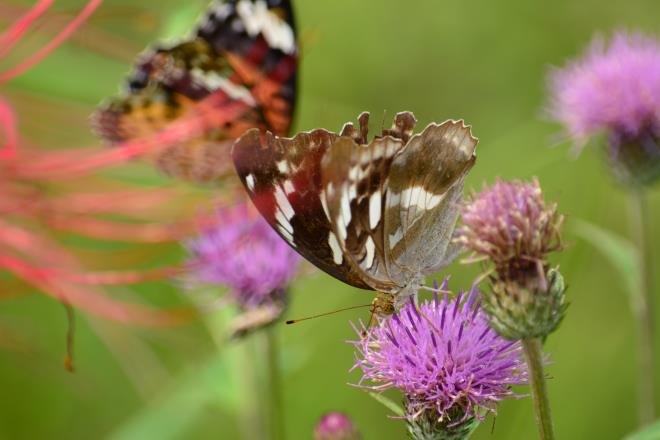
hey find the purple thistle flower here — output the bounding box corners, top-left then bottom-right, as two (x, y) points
(186, 204), (300, 310)
(548, 32), (660, 185)
(549, 32), (660, 142)
(456, 178), (562, 276)
(350, 281), (527, 435)
(314, 412), (361, 440)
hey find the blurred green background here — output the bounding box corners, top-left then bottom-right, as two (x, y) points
(1, 0), (660, 439)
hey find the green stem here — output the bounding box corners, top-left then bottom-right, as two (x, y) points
(627, 188), (655, 426)
(522, 337), (554, 440)
(206, 308), (265, 440)
(263, 328), (285, 440)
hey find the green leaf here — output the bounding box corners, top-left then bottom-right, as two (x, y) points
(624, 419), (660, 440)
(572, 219), (642, 300)
(367, 392), (405, 417)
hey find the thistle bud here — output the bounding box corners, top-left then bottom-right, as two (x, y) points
(314, 412), (361, 440)
(485, 267), (567, 341)
(406, 405), (479, 440)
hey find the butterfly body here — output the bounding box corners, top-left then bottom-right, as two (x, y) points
(92, 0), (297, 183)
(232, 112), (478, 312)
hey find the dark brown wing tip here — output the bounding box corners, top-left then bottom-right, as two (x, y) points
(447, 119), (478, 140)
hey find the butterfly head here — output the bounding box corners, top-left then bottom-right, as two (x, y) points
(364, 292), (396, 334)
(371, 292), (396, 317)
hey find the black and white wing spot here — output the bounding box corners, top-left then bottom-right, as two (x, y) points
(246, 173), (256, 192)
(273, 182), (295, 246)
(368, 190), (381, 230)
(328, 231), (343, 265)
(235, 0), (296, 55)
(199, 0), (296, 55)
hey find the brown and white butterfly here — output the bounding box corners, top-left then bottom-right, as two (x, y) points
(231, 112), (478, 313)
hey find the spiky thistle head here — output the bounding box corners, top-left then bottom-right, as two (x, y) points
(457, 178), (562, 276)
(185, 204), (300, 334)
(351, 280), (528, 439)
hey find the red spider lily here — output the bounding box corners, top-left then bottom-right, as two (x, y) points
(0, 0), (250, 333)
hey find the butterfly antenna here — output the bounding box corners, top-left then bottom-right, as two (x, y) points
(285, 303), (372, 325)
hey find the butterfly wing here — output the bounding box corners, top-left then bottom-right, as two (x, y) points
(384, 120), (478, 281)
(320, 135), (406, 293)
(232, 128), (372, 290)
(198, 0), (297, 136)
(92, 0), (297, 183)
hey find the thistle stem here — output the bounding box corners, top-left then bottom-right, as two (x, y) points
(627, 188), (655, 426)
(263, 328), (285, 440)
(522, 337), (554, 440)
(234, 339), (266, 440)
(206, 309), (264, 440)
